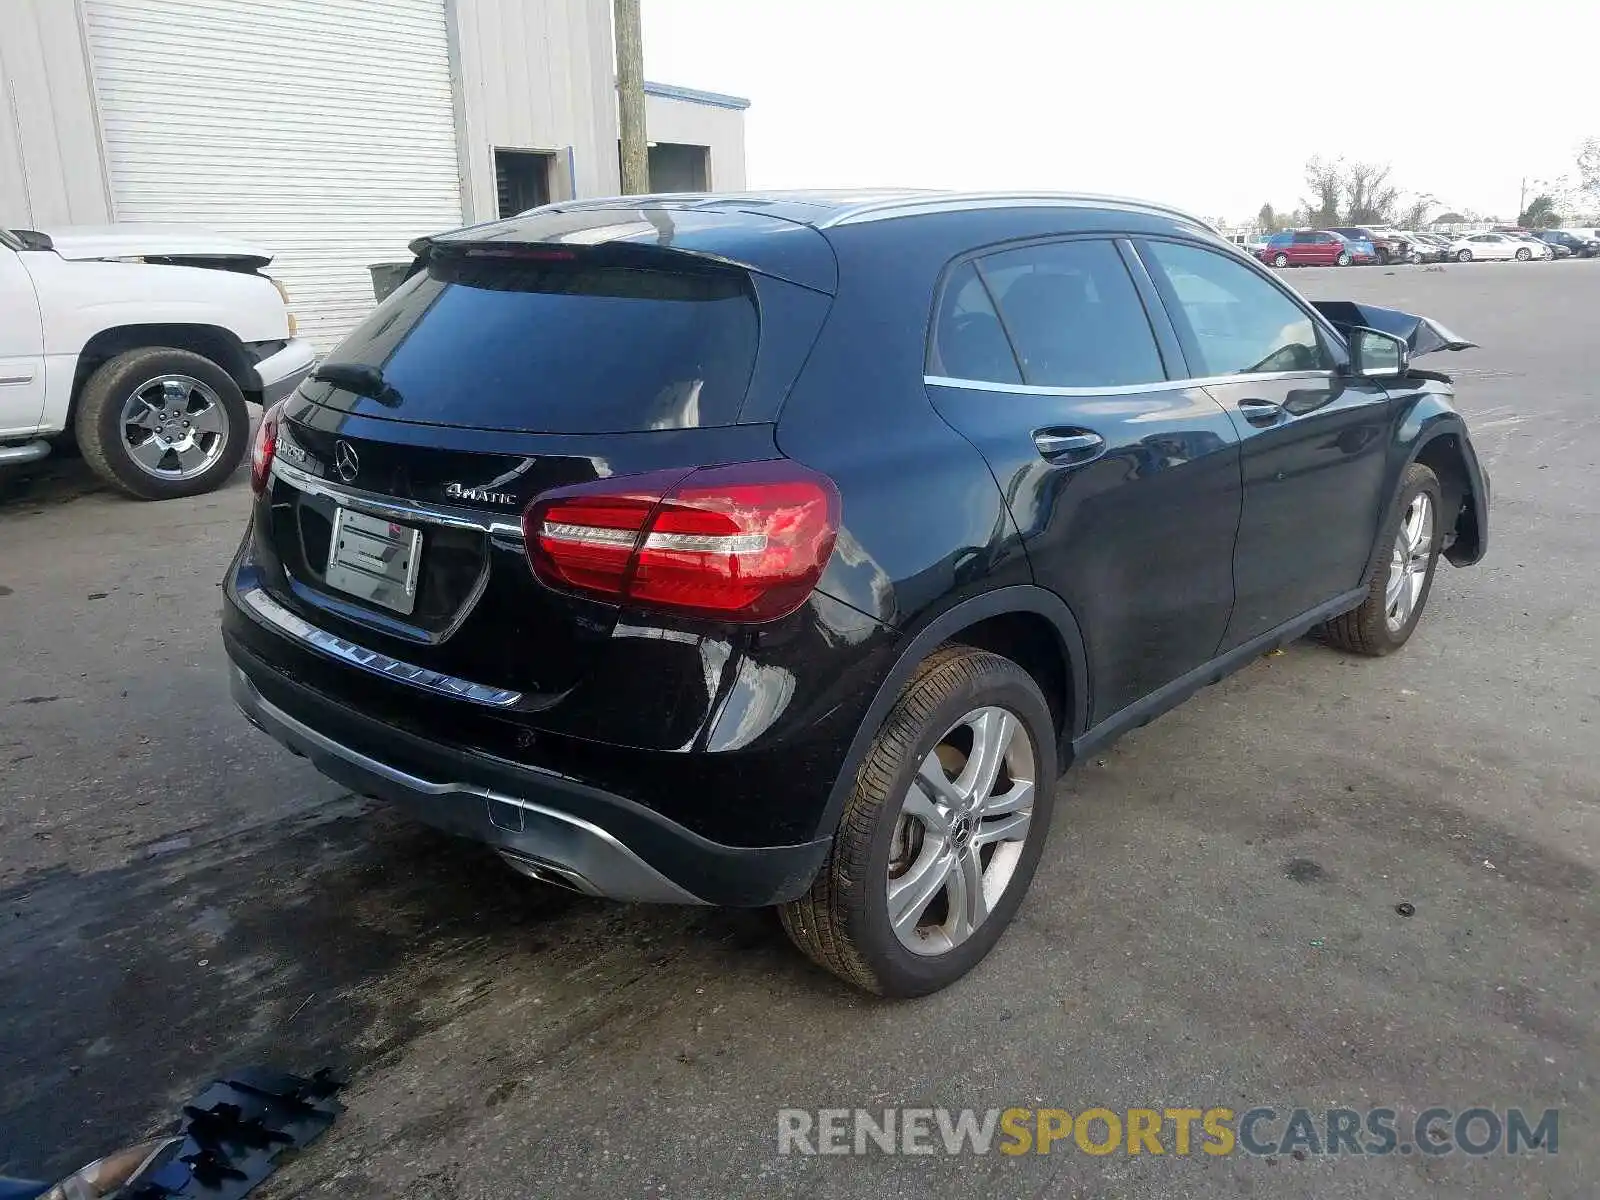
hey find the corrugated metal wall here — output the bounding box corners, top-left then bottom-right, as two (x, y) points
(83, 0), (465, 351)
(0, 0), (112, 228)
(450, 0), (619, 222)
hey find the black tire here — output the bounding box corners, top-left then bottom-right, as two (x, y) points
(1336, 252), (1351, 266)
(1515, 247), (1532, 261)
(74, 347), (249, 501)
(1320, 463), (1443, 656)
(1456, 249), (1472, 263)
(779, 645), (1058, 997)
(1272, 252), (1289, 268)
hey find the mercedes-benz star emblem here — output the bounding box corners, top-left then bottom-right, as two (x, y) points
(334, 442), (360, 483)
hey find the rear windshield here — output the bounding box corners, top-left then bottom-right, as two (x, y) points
(315, 250), (759, 433)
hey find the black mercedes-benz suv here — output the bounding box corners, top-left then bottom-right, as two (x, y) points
(224, 190), (1489, 996)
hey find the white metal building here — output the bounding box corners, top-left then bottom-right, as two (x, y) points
(0, 0), (749, 349)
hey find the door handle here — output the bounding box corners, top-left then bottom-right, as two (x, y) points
(1032, 429), (1105, 463)
(1238, 397), (1284, 425)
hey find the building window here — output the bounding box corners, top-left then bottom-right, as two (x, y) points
(495, 150), (554, 217)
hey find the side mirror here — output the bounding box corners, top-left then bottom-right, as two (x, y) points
(1348, 326), (1408, 378)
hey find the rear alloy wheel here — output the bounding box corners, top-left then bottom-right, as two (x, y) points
(1273, 252), (1290, 268)
(779, 646), (1056, 997)
(1515, 247), (1532, 261)
(1320, 463), (1443, 656)
(74, 347), (249, 500)
(1336, 252), (1352, 266)
(1456, 249), (1473, 262)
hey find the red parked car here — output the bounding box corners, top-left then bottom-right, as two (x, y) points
(1257, 230), (1380, 267)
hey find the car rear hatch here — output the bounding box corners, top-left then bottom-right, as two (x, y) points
(246, 203), (836, 740)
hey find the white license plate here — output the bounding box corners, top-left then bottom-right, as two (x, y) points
(325, 507), (423, 615)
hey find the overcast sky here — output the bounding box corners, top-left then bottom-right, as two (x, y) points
(643, 0), (1594, 222)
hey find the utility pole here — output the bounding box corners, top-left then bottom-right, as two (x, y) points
(1519, 177), (1527, 221)
(614, 0), (649, 195)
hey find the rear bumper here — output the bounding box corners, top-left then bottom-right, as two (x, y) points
(225, 637), (832, 906)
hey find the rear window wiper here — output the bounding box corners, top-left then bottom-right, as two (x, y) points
(311, 362), (403, 407)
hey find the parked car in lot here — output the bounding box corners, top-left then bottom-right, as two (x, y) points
(1388, 232), (1443, 263)
(1447, 231), (1547, 262)
(1536, 232), (1600, 259)
(1331, 227), (1407, 264)
(1536, 229), (1600, 257)
(0, 225), (313, 499)
(1505, 232), (1557, 259)
(225, 190), (1490, 996)
(1258, 230), (1378, 267)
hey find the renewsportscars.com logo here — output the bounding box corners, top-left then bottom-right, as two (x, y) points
(777, 1106), (1559, 1157)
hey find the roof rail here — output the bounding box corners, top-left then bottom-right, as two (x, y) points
(818, 192), (1218, 233)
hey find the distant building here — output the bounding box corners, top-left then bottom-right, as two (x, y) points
(0, 0), (749, 348)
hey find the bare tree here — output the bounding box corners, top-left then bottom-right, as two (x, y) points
(1344, 162), (1400, 224)
(1302, 157), (1401, 225)
(1578, 137), (1600, 200)
(1397, 194), (1437, 229)
(1303, 156), (1342, 226)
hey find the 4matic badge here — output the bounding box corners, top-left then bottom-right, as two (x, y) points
(445, 481), (517, 505)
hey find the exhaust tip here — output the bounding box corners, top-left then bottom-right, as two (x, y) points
(498, 850), (597, 896)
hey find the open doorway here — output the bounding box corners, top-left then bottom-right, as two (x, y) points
(495, 150), (555, 217)
(647, 143), (710, 192)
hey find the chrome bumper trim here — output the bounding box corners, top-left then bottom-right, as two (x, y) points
(238, 584), (522, 708)
(230, 665), (704, 904)
(270, 458), (525, 542)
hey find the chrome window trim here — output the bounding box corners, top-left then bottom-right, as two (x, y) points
(238, 585), (523, 708)
(271, 457), (525, 542)
(821, 192), (1218, 233)
(923, 369), (1338, 397)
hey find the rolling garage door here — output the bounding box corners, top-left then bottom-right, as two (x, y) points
(84, 0), (464, 351)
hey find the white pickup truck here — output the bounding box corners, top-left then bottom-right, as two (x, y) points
(1, 224), (314, 500)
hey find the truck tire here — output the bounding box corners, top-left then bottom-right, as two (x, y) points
(779, 646), (1057, 997)
(74, 347), (250, 500)
(1320, 463), (1443, 656)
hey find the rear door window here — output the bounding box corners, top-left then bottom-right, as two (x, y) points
(1139, 239), (1332, 377)
(312, 250), (759, 433)
(970, 240), (1166, 388)
(928, 261), (1021, 384)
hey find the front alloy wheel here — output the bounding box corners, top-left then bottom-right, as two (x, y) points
(1273, 252), (1290, 268)
(1456, 249), (1473, 262)
(780, 646), (1057, 997)
(1384, 491), (1434, 633)
(1320, 462), (1443, 656)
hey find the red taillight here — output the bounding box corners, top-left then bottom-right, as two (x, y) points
(251, 400), (284, 495)
(523, 461), (841, 621)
